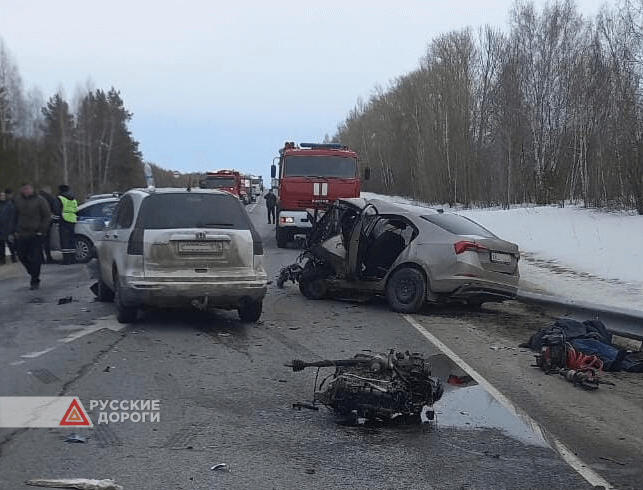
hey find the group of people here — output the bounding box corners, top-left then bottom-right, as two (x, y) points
(0, 183), (78, 290)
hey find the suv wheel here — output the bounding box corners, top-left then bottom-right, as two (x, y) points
(96, 278), (114, 302)
(114, 272), (137, 323)
(238, 300), (262, 322)
(386, 267), (426, 313)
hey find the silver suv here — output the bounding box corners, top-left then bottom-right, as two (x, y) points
(94, 188), (267, 323)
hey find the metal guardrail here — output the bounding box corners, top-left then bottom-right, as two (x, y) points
(517, 289), (643, 342)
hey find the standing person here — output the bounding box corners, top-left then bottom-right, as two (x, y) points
(11, 183), (51, 289)
(4, 188), (17, 262)
(265, 188), (277, 224)
(57, 184), (77, 265)
(0, 191), (15, 264)
(39, 185), (60, 263)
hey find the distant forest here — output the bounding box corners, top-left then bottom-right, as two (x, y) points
(336, 0), (643, 214)
(2, 0), (643, 213)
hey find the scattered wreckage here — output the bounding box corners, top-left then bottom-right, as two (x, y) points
(277, 198), (520, 313)
(286, 350), (444, 424)
(524, 318), (643, 390)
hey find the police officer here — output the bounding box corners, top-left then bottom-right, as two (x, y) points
(57, 184), (78, 265)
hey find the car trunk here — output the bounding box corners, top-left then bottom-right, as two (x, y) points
(472, 238), (519, 275)
(141, 229), (256, 279)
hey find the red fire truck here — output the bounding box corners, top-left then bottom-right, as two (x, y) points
(199, 170), (247, 202)
(270, 142), (368, 248)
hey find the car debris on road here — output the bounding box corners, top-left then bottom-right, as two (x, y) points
(25, 478), (122, 490)
(286, 349), (444, 424)
(522, 317), (643, 390)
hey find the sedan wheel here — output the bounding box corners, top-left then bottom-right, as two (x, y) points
(386, 267), (426, 313)
(74, 236), (93, 263)
(299, 276), (327, 300)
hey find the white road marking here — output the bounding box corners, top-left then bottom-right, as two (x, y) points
(403, 314), (613, 490)
(10, 316), (124, 365)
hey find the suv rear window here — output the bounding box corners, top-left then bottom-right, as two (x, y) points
(137, 193), (252, 230)
(420, 214), (496, 238)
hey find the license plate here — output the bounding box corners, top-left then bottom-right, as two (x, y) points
(178, 241), (223, 254)
(491, 251), (512, 264)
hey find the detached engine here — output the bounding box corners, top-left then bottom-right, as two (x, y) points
(288, 350), (444, 424)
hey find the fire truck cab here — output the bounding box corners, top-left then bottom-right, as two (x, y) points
(271, 142), (365, 248)
(199, 170), (244, 201)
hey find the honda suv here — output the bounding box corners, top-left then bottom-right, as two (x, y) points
(94, 188), (267, 323)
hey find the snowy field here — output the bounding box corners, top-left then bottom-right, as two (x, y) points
(363, 192), (643, 316)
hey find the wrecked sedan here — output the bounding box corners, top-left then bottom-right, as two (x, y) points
(282, 198), (520, 313)
(94, 187), (268, 323)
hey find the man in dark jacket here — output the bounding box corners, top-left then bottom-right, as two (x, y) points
(11, 183), (51, 289)
(265, 188), (277, 224)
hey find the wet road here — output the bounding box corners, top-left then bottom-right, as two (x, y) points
(1, 202), (638, 489)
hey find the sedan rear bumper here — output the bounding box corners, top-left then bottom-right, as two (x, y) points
(446, 283), (518, 302)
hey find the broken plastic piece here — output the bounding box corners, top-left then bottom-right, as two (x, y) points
(64, 433), (87, 443)
(292, 402), (319, 411)
(25, 478), (123, 490)
(210, 463), (228, 471)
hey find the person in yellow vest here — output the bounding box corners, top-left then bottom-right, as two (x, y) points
(57, 184), (78, 265)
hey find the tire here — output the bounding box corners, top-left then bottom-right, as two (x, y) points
(298, 262), (328, 300)
(299, 276), (327, 300)
(74, 235), (93, 263)
(238, 300), (262, 322)
(113, 272), (137, 323)
(96, 278), (114, 302)
(465, 299), (484, 310)
(276, 228), (288, 248)
(385, 267), (426, 313)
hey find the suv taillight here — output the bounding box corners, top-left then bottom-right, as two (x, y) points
(454, 240), (487, 255)
(127, 228), (144, 255)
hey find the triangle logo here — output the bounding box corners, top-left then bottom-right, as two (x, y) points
(59, 399), (91, 426)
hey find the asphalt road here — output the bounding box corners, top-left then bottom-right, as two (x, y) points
(0, 202), (640, 489)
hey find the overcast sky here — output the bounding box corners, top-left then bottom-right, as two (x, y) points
(3, 1), (605, 179)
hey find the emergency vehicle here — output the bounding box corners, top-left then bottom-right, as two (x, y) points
(270, 142), (367, 248)
(199, 170), (245, 201)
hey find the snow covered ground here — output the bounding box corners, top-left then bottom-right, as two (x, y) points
(363, 192), (643, 317)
